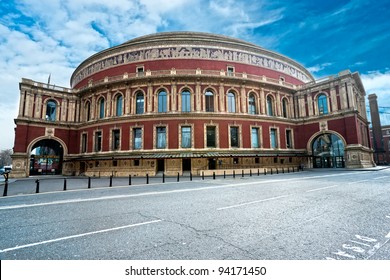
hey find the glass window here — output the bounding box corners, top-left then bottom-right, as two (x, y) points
(46, 100), (56, 121)
(206, 126), (216, 148)
(282, 99), (288, 118)
(230, 127), (239, 147)
(99, 98), (105, 119)
(116, 95), (123, 116)
(227, 66), (234, 76)
(228, 92), (236, 113)
(158, 91), (167, 113)
(136, 92), (144, 114)
(133, 128), (142, 150)
(181, 126), (191, 148)
(251, 128), (260, 148)
(85, 102), (91, 121)
(156, 127), (166, 149)
(205, 91), (214, 112)
(248, 94), (256, 114)
(182, 90), (191, 112)
(318, 94), (328, 115)
(95, 131), (102, 152)
(270, 128), (278, 148)
(267, 96), (273, 116)
(112, 129), (120, 150)
(81, 134), (87, 153)
(286, 130), (292, 148)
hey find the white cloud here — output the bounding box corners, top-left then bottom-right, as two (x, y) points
(307, 62), (333, 74)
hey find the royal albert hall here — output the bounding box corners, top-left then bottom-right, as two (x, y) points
(11, 32), (374, 177)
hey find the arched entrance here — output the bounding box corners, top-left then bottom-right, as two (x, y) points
(312, 133), (345, 168)
(30, 139), (64, 175)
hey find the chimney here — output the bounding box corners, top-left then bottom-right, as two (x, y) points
(368, 93), (384, 164)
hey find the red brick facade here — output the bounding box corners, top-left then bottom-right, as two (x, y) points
(11, 32), (374, 177)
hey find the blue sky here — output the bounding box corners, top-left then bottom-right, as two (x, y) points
(0, 0), (389, 150)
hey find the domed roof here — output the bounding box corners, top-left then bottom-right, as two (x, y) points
(71, 31), (314, 87)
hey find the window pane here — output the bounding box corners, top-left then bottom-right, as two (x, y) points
(318, 95), (328, 114)
(81, 134), (87, 153)
(282, 99), (288, 118)
(267, 96), (273, 116)
(230, 127), (239, 147)
(95, 131), (102, 152)
(99, 99), (105, 119)
(228, 92), (235, 112)
(157, 127), (166, 149)
(86, 102), (91, 121)
(206, 127), (216, 148)
(249, 94), (256, 114)
(270, 129), (277, 148)
(286, 130), (292, 148)
(46, 100), (56, 121)
(133, 128), (142, 150)
(181, 127), (191, 148)
(158, 91), (167, 112)
(113, 130), (120, 150)
(182, 91), (191, 112)
(116, 95), (123, 116)
(252, 128), (259, 148)
(136, 93), (144, 114)
(205, 91), (214, 112)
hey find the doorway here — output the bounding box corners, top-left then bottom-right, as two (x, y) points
(157, 159), (165, 172)
(182, 158), (191, 172)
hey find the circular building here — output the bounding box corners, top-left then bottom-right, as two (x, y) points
(12, 32), (374, 177)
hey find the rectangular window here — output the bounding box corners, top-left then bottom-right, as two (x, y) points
(112, 129), (120, 150)
(286, 130), (292, 148)
(156, 127), (166, 149)
(137, 66), (144, 76)
(270, 128), (278, 149)
(134, 159), (140, 166)
(230, 127), (239, 148)
(95, 131), (102, 152)
(81, 133), (87, 153)
(251, 128), (260, 148)
(227, 66), (234, 76)
(206, 126), (216, 148)
(181, 126), (191, 148)
(133, 128), (142, 150)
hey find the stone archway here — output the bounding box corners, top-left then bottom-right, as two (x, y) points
(311, 133), (345, 168)
(29, 139), (64, 175)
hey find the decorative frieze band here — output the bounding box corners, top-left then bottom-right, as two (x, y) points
(72, 46), (311, 87)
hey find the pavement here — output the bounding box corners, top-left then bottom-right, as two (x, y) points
(1, 166), (389, 197)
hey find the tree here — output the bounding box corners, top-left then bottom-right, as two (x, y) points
(0, 149), (13, 167)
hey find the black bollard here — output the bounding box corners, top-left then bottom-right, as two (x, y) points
(213, 172), (215, 180)
(242, 170), (244, 177)
(233, 170), (236, 178)
(35, 179), (40, 193)
(88, 177), (91, 188)
(264, 168), (267, 175)
(258, 169), (260, 176)
(177, 172), (180, 182)
(276, 168), (279, 174)
(271, 168), (273, 175)
(109, 175), (113, 187)
(224, 171), (226, 179)
(3, 180), (8, 196)
(146, 174), (149, 184)
(202, 172), (204, 180)
(288, 167), (290, 173)
(162, 172), (165, 183)
(250, 169), (252, 177)
(129, 174), (132, 185)
(63, 178), (67, 191)
(190, 172), (192, 181)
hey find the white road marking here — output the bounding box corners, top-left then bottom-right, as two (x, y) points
(306, 185), (338, 192)
(386, 232), (390, 239)
(348, 180), (370, 184)
(373, 176), (389, 180)
(0, 219), (162, 253)
(217, 194), (290, 211)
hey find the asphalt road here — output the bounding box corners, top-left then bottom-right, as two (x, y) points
(0, 169), (389, 260)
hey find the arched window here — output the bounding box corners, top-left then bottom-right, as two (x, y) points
(248, 93), (256, 114)
(85, 101), (91, 121)
(46, 99), (57, 121)
(318, 94), (328, 115)
(205, 90), (214, 112)
(182, 90), (191, 112)
(158, 91), (167, 113)
(116, 94), (123, 116)
(267, 96), (274, 116)
(228, 92), (236, 113)
(99, 98), (105, 119)
(282, 98), (288, 118)
(136, 92), (144, 114)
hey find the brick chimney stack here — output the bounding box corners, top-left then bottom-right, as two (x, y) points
(368, 93), (385, 164)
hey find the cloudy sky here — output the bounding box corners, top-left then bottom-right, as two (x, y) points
(0, 0), (389, 150)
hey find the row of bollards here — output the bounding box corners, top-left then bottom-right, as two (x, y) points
(3, 166), (301, 196)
